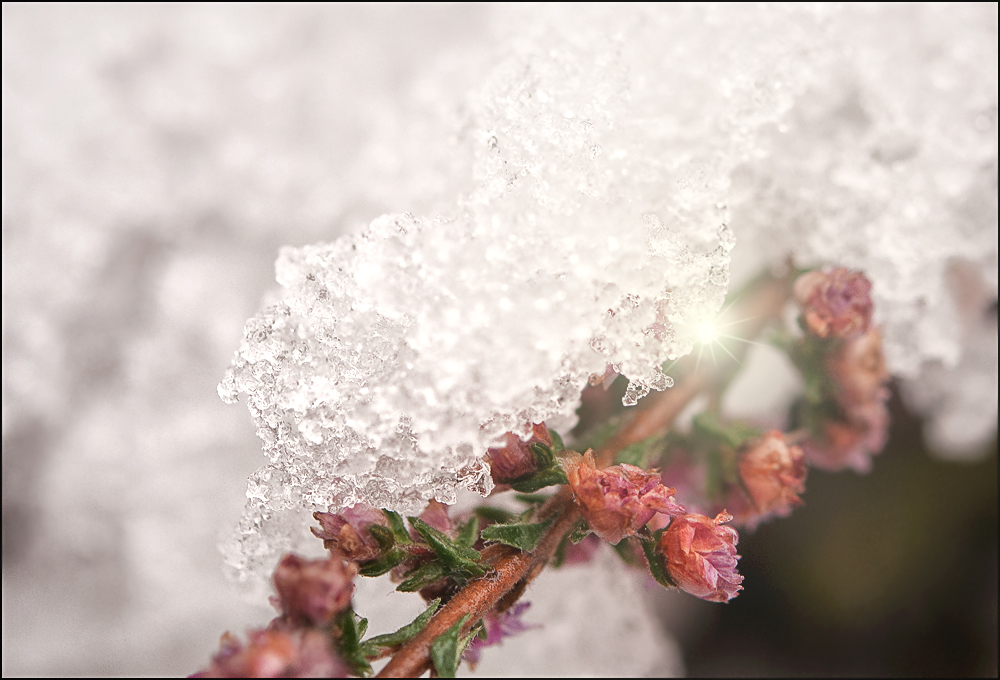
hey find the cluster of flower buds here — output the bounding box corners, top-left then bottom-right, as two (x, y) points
(195, 263), (900, 677)
(193, 555), (355, 678)
(558, 446), (746, 603)
(793, 267), (890, 472)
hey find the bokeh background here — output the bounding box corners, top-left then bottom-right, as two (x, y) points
(3, 4), (996, 677)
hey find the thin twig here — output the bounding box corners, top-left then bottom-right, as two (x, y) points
(376, 272), (792, 678)
(376, 492), (577, 677)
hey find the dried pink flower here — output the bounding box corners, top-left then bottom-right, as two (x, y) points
(192, 628), (346, 678)
(804, 400), (889, 473)
(735, 431), (807, 524)
(271, 554), (356, 627)
(563, 450), (685, 544)
(487, 423), (554, 483)
(463, 602), (537, 666)
(806, 327), (891, 473)
(660, 511), (743, 603)
(794, 267), (874, 339)
(825, 328), (891, 410)
(312, 504), (388, 563)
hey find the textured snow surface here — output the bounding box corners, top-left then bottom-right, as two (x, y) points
(221, 4), (997, 581)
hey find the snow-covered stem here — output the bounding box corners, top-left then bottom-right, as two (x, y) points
(377, 272), (792, 677)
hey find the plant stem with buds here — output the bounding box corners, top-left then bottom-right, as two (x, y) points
(377, 272), (792, 678)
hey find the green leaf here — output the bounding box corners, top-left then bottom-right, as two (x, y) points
(357, 548), (407, 577)
(551, 533), (569, 568)
(513, 493), (550, 506)
(474, 506), (518, 524)
(568, 518), (592, 544)
(548, 428), (565, 452)
(575, 418), (620, 453)
(335, 609), (373, 677)
(616, 442), (648, 468)
(383, 510), (411, 544)
(639, 529), (676, 590)
(430, 615), (473, 679)
(692, 412), (760, 449)
(396, 561), (450, 592)
(456, 515), (480, 548)
(611, 536), (642, 567)
(368, 524), (397, 551)
(529, 441), (556, 468)
(510, 466), (568, 493)
(480, 514), (556, 552)
(408, 518), (484, 576)
(358, 599), (441, 656)
(720, 444), (740, 486)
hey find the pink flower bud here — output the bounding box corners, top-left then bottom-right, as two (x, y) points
(271, 554), (356, 627)
(660, 511), (743, 603)
(416, 499), (453, 535)
(736, 431), (807, 523)
(794, 267), (874, 339)
(487, 423), (553, 483)
(312, 504), (388, 563)
(825, 328), (891, 410)
(563, 450), (685, 544)
(805, 400), (889, 473)
(806, 327), (891, 473)
(192, 628), (346, 678)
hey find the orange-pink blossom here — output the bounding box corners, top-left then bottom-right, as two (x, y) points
(794, 267), (874, 339)
(563, 449), (684, 544)
(660, 511), (743, 603)
(736, 431), (807, 523)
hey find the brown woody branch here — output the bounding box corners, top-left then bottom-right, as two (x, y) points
(376, 272), (792, 678)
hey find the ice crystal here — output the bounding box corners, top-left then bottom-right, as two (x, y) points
(223, 4), (997, 579)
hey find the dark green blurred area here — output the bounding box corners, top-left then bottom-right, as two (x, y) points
(682, 388), (998, 677)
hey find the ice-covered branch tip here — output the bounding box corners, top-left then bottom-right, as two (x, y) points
(219, 206), (731, 517)
(219, 4), (996, 583)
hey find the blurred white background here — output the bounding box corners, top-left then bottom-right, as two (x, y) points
(2, 4), (498, 675)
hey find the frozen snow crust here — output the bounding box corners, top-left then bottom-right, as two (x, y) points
(222, 5), (997, 580)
